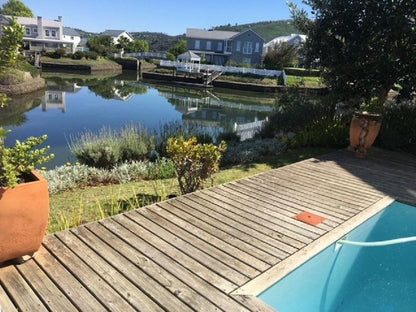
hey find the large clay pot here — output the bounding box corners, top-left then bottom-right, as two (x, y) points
(0, 170), (49, 263)
(349, 111), (382, 158)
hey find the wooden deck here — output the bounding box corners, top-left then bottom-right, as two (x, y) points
(1, 148), (415, 311)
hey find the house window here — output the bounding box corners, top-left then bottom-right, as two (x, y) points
(243, 42), (253, 54)
(255, 42), (260, 53)
(45, 29), (50, 36)
(71, 36), (74, 40)
(226, 40), (232, 53)
(52, 30), (56, 37)
(33, 28), (37, 33)
(206, 41), (212, 50)
(25, 28), (30, 35)
(195, 40), (200, 49)
(236, 41), (241, 51)
(217, 42), (223, 51)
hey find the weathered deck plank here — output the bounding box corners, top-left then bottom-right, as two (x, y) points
(1, 149), (415, 312)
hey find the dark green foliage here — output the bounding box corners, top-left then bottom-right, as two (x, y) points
(87, 35), (117, 56)
(290, 1), (416, 105)
(263, 42), (298, 70)
(129, 32), (185, 52)
(85, 51), (98, 60)
(376, 102), (416, 155)
(125, 39), (149, 53)
(168, 40), (187, 59)
(258, 91), (350, 148)
(0, 0), (34, 17)
(71, 51), (84, 60)
(217, 131), (240, 143)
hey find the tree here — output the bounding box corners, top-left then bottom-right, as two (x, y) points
(126, 39), (149, 53)
(263, 42), (298, 70)
(0, 0), (34, 17)
(289, 1), (416, 106)
(168, 40), (187, 59)
(0, 17), (24, 68)
(87, 35), (117, 56)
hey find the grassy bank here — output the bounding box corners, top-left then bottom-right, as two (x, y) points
(48, 147), (332, 233)
(41, 57), (122, 71)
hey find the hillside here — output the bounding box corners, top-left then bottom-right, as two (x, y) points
(214, 20), (301, 42)
(130, 32), (185, 52)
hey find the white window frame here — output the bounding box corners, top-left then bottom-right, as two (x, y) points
(33, 28), (37, 33)
(236, 41), (241, 51)
(195, 40), (200, 49)
(25, 27), (31, 35)
(255, 42), (260, 53)
(52, 30), (56, 37)
(243, 41), (253, 54)
(45, 29), (50, 37)
(206, 41), (212, 50)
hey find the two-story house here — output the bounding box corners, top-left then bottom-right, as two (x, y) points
(0, 14), (77, 52)
(100, 30), (134, 45)
(62, 27), (81, 53)
(186, 28), (264, 66)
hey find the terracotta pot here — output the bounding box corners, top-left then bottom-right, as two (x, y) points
(349, 111), (382, 158)
(0, 170), (49, 263)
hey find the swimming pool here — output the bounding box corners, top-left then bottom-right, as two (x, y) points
(258, 201), (416, 312)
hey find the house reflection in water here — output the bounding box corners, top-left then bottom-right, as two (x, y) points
(41, 83), (81, 113)
(161, 91), (272, 140)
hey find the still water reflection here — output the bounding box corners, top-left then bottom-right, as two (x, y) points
(2, 71), (277, 168)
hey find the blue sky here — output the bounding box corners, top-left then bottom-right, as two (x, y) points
(4, 0), (310, 35)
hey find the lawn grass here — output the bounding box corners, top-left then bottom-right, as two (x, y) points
(285, 75), (325, 88)
(41, 56), (118, 66)
(48, 147), (333, 233)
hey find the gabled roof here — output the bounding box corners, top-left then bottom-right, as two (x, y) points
(101, 29), (127, 37)
(186, 28), (239, 40)
(63, 27), (80, 37)
(2, 15), (62, 27)
(231, 28), (265, 41)
(177, 50), (201, 61)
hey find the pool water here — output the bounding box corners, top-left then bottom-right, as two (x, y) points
(258, 201), (416, 312)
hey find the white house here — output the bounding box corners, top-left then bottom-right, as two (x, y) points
(100, 29), (134, 45)
(0, 14), (76, 53)
(62, 27), (81, 53)
(263, 34), (307, 54)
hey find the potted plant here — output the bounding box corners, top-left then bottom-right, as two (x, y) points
(349, 98), (383, 158)
(0, 107), (54, 263)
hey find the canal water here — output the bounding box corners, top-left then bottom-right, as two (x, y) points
(1, 71), (279, 168)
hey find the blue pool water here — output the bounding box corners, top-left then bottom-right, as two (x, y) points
(258, 201), (416, 312)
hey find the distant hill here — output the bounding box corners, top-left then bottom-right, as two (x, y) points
(214, 20), (301, 42)
(130, 32), (185, 52)
(71, 20), (300, 52)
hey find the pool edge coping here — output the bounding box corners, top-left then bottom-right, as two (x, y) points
(231, 195), (395, 297)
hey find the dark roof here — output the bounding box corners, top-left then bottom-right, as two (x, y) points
(63, 27), (80, 37)
(101, 29), (127, 37)
(186, 28), (239, 40)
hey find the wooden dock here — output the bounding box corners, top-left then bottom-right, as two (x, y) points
(1, 148), (415, 311)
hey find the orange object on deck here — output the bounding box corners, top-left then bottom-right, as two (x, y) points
(294, 211), (325, 226)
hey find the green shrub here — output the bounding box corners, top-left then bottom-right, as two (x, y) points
(376, 101), (416, 155)
(221, 138), (285, 166)
(71, 51), (84, 60)
(119, 124), (155, 161)
(166, 137), (226, 194)
(70, 124), (155, 168)
(70, 127), (121, 169)
(85, 51), (98, 60)
(44, 158), (175, 194)
(289, 117), (349, 148)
